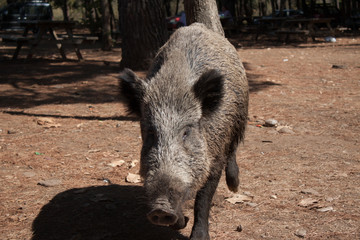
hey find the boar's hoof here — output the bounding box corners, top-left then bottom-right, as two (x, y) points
(147, 209), (178, 226)
(190, 230), (210, 240)
(171, 216), (189, 230)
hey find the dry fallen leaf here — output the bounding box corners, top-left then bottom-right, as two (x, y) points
(316, 206), (334, 212)
(300, 188), (320, 196)
(295, 228), (307, 238)
(108, 160), (125, 167)
(225, 194), (253, 204)
(129, 160), (139, 169)
(298, 198), (318, 207)
(37, 178), (62, 187)
(126, 173), (142, 183)
(36, 117), (61, 128)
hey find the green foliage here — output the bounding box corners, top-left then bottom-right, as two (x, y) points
(0, 0), (8, 8)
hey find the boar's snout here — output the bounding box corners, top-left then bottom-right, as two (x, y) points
(147, 208), (178, 226)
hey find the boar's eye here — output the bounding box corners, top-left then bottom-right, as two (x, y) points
(182, 127), (191, 141)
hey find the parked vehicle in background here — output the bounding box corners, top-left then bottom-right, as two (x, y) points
(166, 11), (186, 31)
(0, 0), (53, 31)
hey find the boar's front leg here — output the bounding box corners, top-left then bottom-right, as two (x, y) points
(190, 168), (222, 240)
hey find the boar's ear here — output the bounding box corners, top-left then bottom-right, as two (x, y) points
(193, 69), (224, 117)
(119, 68), (146, 117)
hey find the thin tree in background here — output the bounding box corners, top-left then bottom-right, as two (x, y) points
(175, 0), (180, 15)
(62, 0), (69, 21)
(279, 0), (286, 16)
(100, 0), (112, 50)
(120, 0), (168, 70)
(164, 0), (171, 16)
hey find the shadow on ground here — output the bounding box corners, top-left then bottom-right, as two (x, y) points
(2, 110), (138, 121)
(0, 58), (122, 109)
(0, 56), (279, 111)
(243, 62), (282, 92)
(31, 185), (187, 240)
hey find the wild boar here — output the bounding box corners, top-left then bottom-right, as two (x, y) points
(119, 23), (248, 240)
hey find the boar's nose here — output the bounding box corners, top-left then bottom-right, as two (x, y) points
(147, 209), (178, 226)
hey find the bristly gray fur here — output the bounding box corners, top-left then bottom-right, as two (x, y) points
(119, 23), (249, 238)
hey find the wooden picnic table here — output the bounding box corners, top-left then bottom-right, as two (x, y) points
(255, 17), (335, 42)
(1, 20), (97, 60)
(278, 18), (335, 41)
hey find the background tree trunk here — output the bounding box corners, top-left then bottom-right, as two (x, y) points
(118, 0), (128, 37)
(120, 0), (168, 70)
(175, 0), (180, 15)
(108, 0), (115, 37)
(271, 0), (276, 15)
(184, 0), (224, 36)
(244, 0), (253, 20)
(101, 0), (112, 51)
(164, 0), (171, 16)
(62, 0), (69, 21)
(279, 0), (286, 16)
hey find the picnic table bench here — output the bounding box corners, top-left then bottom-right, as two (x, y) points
(275, 29), (310, 42)
(1, 20), (98, 60)
(280, 18), (335, 41)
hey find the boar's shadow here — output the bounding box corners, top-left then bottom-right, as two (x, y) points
(32, 185), (187, 240)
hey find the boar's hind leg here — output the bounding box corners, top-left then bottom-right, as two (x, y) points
(190, 168), (222, 240)
(225, 142), (240, 192)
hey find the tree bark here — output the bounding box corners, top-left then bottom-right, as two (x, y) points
(184, 0), (224, 36)
(62, 0), (69, 21)
(101, 0), (112, 51)
(175, 0), (180, 15)
(108, 0), (115, 36)
(244, 0), (253, 19)
(279, 0), (286, 16)
(120, 0), (168, 70)
(118, 0), (127, 37)
(270, 0), (276, 15)
(164, 0), (171, 16)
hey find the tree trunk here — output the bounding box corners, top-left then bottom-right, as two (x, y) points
(175, 0), (180, 15)
(62, 0), (69, 21)
(239, 0), (246, 18)
(84, 0), (96, 34)
(118, 0), (127, 37)
(244, 0), (253, 19)
(101, 0), (112, 51)
(164, 0), (171, 16)
(279, 0), (286, 16)
(108, 0), (115, 36)
(120, 0), (168, 70)
(184, 0), (224, 36)
(271, 0), (276, 15)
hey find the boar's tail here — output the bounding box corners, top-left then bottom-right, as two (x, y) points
(225, 150), (240, 192)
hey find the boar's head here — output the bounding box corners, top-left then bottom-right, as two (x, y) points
(119, 67), (224, 228)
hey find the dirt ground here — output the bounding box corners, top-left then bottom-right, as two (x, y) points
(0, 34), (359, 240)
